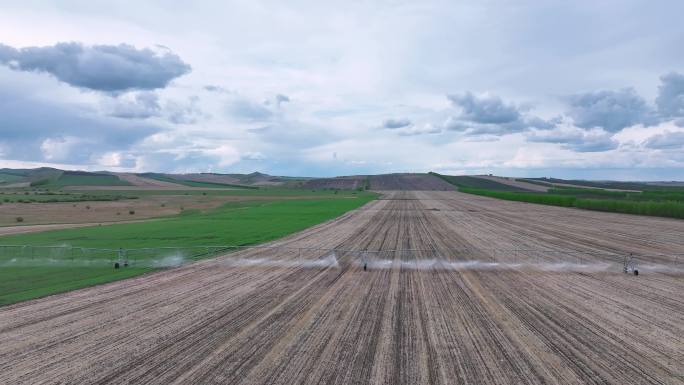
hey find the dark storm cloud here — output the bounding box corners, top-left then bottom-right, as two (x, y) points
(0, 42), (191, 92)
(382, 117), (412, 129)
(444, 92), (559, 136)
(447, 92), (521, 124)
(0, 84), (161, 163)
(643, 131), (684, 149)
(656, 72), (684, 118)
(565, 88), (652, 132)
(108, 92), (161, 119)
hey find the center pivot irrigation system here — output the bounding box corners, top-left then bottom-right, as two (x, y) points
(623, 253), (639, 275)
(1, 244), (682, 274)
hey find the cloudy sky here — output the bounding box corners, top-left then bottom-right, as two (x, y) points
(1, 0), (684, 179)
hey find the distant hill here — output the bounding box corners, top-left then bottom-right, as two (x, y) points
(1, 168), (681, 191)
(0, 168), (302, 189)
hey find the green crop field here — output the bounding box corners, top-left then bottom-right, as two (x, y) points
(458, 188), (576, 206)
(0, 173), (24, 183)
(0, 192), (377, 305)
(429, 172), (530, 192)
(524, 177), (684, 192)
(453, 186), (684, 220)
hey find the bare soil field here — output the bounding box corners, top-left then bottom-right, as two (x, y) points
(0, 191), (682, 384)
(0, 195), (268, 226)
(369, 173), (455, 190)
(302, 175), (368, 190)
(0, 221), (150, 237)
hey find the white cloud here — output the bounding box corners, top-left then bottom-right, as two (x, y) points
(1, 1), (684, 179)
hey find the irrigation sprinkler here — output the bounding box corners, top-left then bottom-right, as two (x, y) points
(623, 253), (639, 275)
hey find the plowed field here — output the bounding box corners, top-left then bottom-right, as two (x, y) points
(1, 191), (682, 384)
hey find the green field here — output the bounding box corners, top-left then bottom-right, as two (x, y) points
(0, 192), (377, 305)
(0, 173), (24, 184)
(28, 171), (132, 187)
(459, 188), (576, 207)
(429, 172), (529, 191)
(523, 177), (684, 191)
(54, 172), (131, 186)
(453, 186), (684, 220)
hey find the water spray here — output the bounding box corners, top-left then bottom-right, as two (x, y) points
(623, 253), (639, 276)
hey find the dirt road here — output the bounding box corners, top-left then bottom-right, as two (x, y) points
(0, 191), (682, 384)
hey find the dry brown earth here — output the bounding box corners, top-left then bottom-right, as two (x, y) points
(0, 195), (274, 226)
(0, 191), (682, 384)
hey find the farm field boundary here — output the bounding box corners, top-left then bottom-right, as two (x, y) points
(455, 186), (684, 219)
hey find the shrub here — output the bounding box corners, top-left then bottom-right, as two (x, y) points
(129, 210), (135, 215)
(16, 217), (24, 222)
(86, 205), (91, 210)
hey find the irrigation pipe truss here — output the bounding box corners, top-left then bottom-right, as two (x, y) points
(1, 244), (682, 261)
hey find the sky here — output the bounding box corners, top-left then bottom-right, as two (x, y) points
(1, 1), (684, 180)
